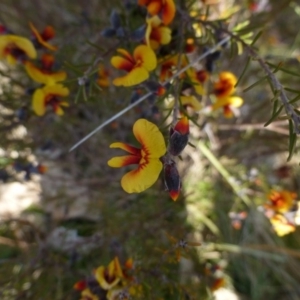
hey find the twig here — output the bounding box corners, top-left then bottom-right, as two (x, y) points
(218, 121), (289, 135)
(200, 21), (300, 134)
(69, 36), (230, 152)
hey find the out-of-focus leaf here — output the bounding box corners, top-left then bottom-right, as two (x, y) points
(267, 62), (300, 78)
(264, 100), (284, 127)
(251, 30), (263, 46)
(235, 56), (251, 87)
(243, 76), (267, 92)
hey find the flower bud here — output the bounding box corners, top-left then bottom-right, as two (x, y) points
(164, 160), (180, 201)
(168, 116), (189, 156)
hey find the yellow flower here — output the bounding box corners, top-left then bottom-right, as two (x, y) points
(0, 34), (36, 64)
(211, 71), (243, 118)
(138, 0), (176, 25)
(159, 54), (187, 82)
(186, 68), (208, 96)
(266, 190), (297, 214)
(111, 45), (157, 86)
(32, 84), (69, 116)
(95, 257), (124, 290)
(213, 71), (237, 98)
(108, 119), (166, 193)
(97, 64), (110, 87)
(29, 22), (57, 51)
(145, 16), (171, 50)
(25, 54), (66, 85)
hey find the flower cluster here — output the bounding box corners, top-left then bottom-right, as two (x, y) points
(211, 71), (243, 118)
(108, 116), (190, 201)
(74, 257), (141, 300)
(0, 23), (69, 116)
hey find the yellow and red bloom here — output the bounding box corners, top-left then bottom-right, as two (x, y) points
(95, 257), (124, 290)
(138, 0), (176, 25)
(213, 71), (237, 98)
(0, 34), (36, 64)
(211, 71), (243, 118)
(108, 119), (166, 193)
(159, 54), (187, 82)
(97, 64), (110, 87)
(25, 53), (66, 85)
(111, 45), (157, 87)
(32, 84), (69, 116)
(266, 190), (297, 214)
(186, 67), (208, 96)
(29, 22), (57, 51)
(145, 16), (171, 50)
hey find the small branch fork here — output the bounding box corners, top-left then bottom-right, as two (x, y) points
(69, 36), (230, 152)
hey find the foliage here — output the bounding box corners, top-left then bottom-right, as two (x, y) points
(1, 0), (300, 299)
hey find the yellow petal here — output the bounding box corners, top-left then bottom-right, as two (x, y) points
(228, 96), (243, 107)
(42, 84), (70, 97)
(95, 266), (120, 290)
(0, 35), (37, 59)
(180, 96), (202, 111)
(32, 88), (46, 116)
(110, 142), (140, 155)
(133, 45), (157, 71)
(111, 56), (133, 71)
(133, 119), (166, 158)
(25, 61), (66, 84)
(158, 27), (171, 45)
(121, 158), (163, 193)
(113, 66), (149, 87)
(108, 155), (140, 167)
(212, 96), (231, 110)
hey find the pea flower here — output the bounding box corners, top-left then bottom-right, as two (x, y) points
(159, 54), (187, 82)
(213, 71), (237, 98)
(97, 64), (110, 87)
(266, 190), (297, 214)
(211, 71), (243, 118)
(111, 45), (157, 86)
(25, 53), (66, 85)
(108, 119), (166, 193)
(145, 16), (171, 50)
(185, 68), (207, 96)
(138, 0), (176, 25)
(0, 34), (36, 64)
(32, 84), (69, 116)
(95, 257), (124, 290)
(29, 22), (57, 51)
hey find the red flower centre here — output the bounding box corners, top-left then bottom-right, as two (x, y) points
(4, 43), (27, 62)
(45, 94), (61, 112)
